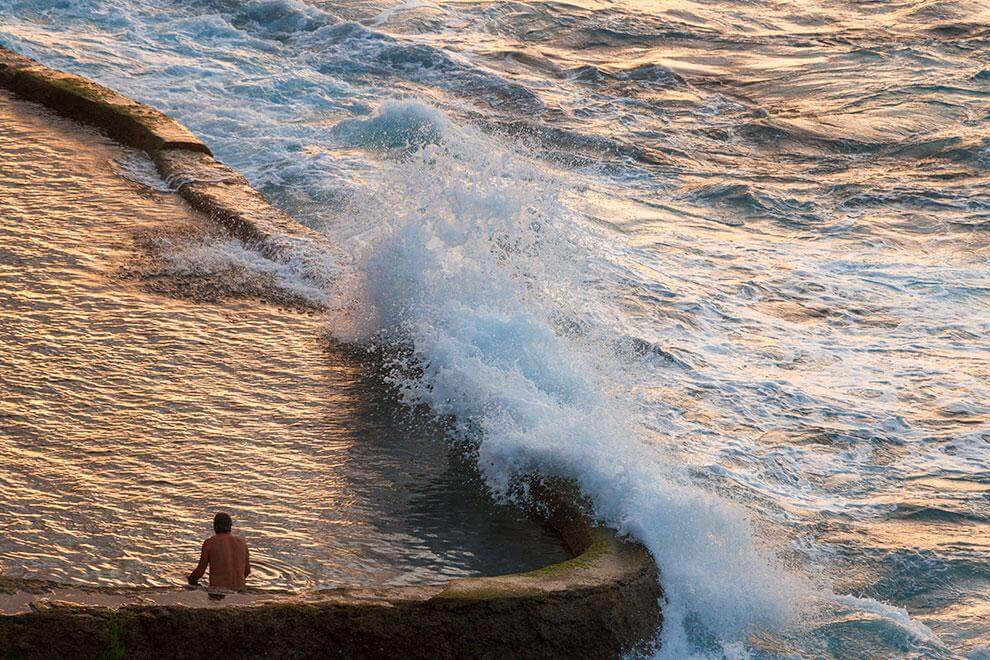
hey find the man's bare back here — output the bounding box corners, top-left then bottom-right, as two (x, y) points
(188, 512), (250, 590)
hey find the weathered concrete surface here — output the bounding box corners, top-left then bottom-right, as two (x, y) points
(0, 46), (663, 659)
(0, 46), (208, 154)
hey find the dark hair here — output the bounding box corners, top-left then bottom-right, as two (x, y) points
(213, 512), (233, 534)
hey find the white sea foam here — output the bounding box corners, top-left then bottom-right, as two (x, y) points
(114, 151), (175, 192)
(832, 594), (944, 647)
(331, 101), (450, 152)
(165, 236), (332, 306)
(329, 105), (812, 655)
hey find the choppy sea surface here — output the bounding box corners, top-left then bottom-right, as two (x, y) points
(1, 0), (988, 656)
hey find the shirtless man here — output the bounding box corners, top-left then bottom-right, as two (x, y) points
(187, 512), (251, 590)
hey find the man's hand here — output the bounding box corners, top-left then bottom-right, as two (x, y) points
(187, 574), (200, 587)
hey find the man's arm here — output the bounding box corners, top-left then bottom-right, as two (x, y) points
(188, 540), (210, 585)
(243, 541), (251, 578)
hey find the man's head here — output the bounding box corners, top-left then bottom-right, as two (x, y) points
(213, 512), (233, 534)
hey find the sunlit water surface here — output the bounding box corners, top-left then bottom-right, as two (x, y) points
(1, 0), (989, 656)
(0, 90), (569, 589)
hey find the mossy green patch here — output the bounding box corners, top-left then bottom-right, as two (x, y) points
(96, 616), (124, 660)
(20, 68), (110, 102)
(33, 70), (160, 121)
(432, 530), (616, 602)
(515, 529), (612, 580)
(432, 582), (546, 602)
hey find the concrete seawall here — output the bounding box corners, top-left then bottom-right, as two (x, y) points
(0, 45), (663, 659)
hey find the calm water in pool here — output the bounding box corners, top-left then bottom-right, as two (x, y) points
(0, 90), (569, 590)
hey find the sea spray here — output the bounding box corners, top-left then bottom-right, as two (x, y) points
(329, 102), (811, 655)
(162, 236), (333, 306)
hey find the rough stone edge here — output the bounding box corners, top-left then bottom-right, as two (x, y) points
(0, 46), (663, 659)
(0, 45), (341, 273)
(0, 46), (208, 155)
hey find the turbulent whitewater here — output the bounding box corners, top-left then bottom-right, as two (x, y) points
(1, 0), (989, 656)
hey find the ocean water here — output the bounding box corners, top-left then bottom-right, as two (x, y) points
(1, 0), (988, 656)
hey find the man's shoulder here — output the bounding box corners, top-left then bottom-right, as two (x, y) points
(207, 533), (246, 548)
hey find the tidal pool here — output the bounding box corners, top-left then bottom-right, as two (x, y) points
(0, 89), (569, 590)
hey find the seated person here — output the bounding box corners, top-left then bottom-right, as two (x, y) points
(188, 512), (250, 590)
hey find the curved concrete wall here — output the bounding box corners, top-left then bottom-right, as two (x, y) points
(0, 45), (662, 659)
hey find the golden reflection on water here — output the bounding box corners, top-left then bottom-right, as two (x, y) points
(0, 89), (568, 590)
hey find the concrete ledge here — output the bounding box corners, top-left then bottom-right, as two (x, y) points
(0, 47), (208, 154)
(151, 149), (340, 271)
(0, 519), (660, 658)
(0, 45), (340, 272)
(0, 496), (661, 658)
(0, 46), (663, 658)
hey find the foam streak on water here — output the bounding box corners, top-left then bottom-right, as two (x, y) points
(2, 0), (989, 656)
